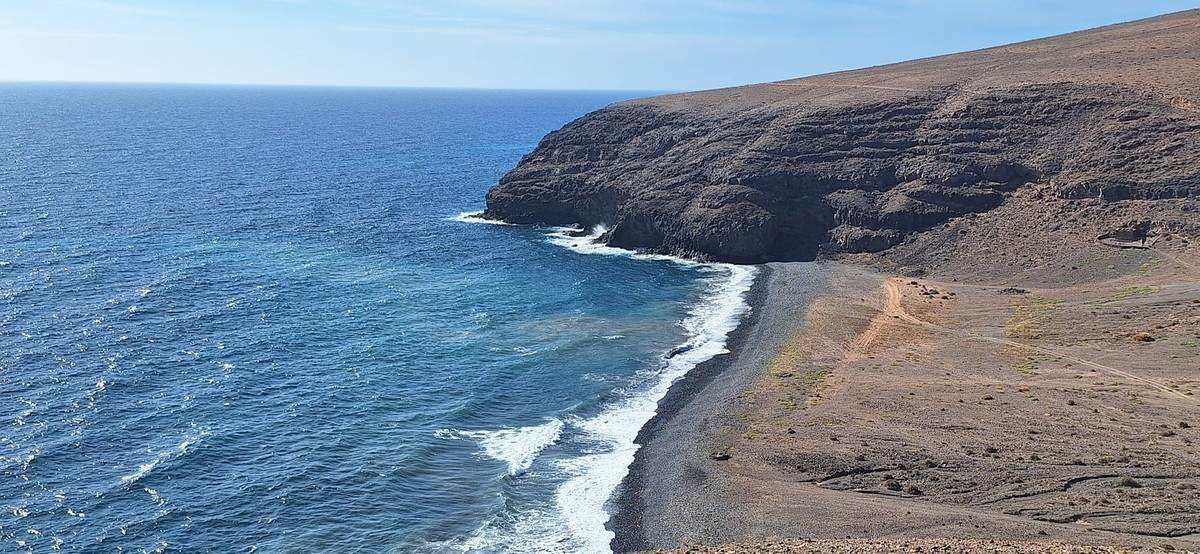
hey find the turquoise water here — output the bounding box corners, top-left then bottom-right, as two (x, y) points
(0, 84), (754, 552)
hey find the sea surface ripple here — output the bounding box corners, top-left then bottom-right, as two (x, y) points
(0, 84), (751, 553)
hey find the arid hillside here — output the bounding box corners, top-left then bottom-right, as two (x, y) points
(485, 9), (1200, 264)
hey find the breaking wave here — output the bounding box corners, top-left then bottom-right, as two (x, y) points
(456, 224), (756, 553)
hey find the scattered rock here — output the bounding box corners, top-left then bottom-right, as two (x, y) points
(1133, 332), (1156, 342)
(642, 537), (1159, 553)
(666, 345), (692, 358)
(1116, 475), (1142, 488)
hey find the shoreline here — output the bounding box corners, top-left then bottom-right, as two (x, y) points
(466, 215), (1200, 552)
(454, 215), (765, 551)
(607, 264), (770, 552)
(608, 253), (1200, 552)
(609, 262), (827, 552)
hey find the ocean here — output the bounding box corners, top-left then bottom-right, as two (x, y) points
(0, 84), (754, 553)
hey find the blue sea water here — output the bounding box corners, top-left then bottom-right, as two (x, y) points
(0, 84), (754, 553)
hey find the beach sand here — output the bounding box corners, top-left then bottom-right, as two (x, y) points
(612, 242), (1200, 552)
(610, 262), (827, 551)
(645, 538), (1166, 553)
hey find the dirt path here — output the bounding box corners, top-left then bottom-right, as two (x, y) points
(1151, 245), (1200, 274)
(880, 279), (1194, 402)
(719, 264), (1200, 549)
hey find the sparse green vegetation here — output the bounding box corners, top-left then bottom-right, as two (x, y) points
(1120, 393), (1145, 413)
(1006, 296), (1062, 340)
(1110, 286), (1156, 301)
(1013, 356), (1041, 375)
(1138, 258), (1164, 276)
(796, 366), (830, 390)
(773, 365), (830, 411)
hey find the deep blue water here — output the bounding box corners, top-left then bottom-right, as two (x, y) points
(0, 84), (754, 553)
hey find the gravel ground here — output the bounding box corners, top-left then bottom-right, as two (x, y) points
(610, 262), (828, 552)
(649, 538), (1191, 553)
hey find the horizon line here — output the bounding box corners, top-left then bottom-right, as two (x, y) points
(0, 78), (674, 95)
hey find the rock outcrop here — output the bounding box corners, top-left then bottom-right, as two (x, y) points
(485, 10), (1200, 263)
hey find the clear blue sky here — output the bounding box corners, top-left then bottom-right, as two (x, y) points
(2, 1), (1195, 90)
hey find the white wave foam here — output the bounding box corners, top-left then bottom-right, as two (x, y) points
(460, 261), (755, 552)
(452, 223), (755, 553)
(120, 429), (208, 486)
(557, 263), (755, 552)
(444, 507), (573, 553)
(449, 210), (513, 225)
(439, 418), (564, 475)
(544, 224), (710, 268)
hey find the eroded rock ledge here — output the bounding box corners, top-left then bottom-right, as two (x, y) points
(484, 10), (1200, 264)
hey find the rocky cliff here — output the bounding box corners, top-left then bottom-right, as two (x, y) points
(484, 10), (1200, 264)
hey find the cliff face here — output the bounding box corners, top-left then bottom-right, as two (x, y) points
(484, 10), (1200, 263)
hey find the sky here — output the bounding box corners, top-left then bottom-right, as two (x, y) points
(1, 1), (1196, 91)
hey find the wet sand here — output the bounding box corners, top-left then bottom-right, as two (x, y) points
(609, 262), (827, 552)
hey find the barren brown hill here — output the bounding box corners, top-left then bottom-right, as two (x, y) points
(484, 9), (1200, 264)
